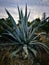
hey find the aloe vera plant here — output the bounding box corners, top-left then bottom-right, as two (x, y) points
(0, 5), (49, 59)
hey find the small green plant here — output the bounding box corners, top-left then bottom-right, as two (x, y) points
(0, 5), (49, 60)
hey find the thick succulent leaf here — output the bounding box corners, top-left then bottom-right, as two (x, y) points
(0, 20), (16, 37)
(37, 42), (49, 53)
(0, 43), (20, 46)
(32, 17), (49, 34)
(2, 21), (13, 32)
(24, 4), (27, 24)
(33, 32), (46, 40)
(29, 42), (49, 54)
(2, 33), (18, 42)
(18, 5), (29, 41)
(1, 34), (15, 43)
(5, 9), (21, 36)
(23, 5), (28, 36)
(28, 17), (49, 42)
(28, 20), (36, 36)
(19, 19), (27, 42)
(17, 5), (21, 21)
(27, 12), (30, 20)
(18, 25), (25, 41)
(1, 21), (21, 42)
(18, 22), (26, 42)
(1, 22), (22, 43)
(18, 7), (23, 24)
(23, 12), (30, 34)
(17, 6), (27, 41)
(24, 4), (30, 22)
(28, 20), (36, 31)
(23, 21), (28, 40)
(22, 21), (27, 41)
(28, 46), (37, 57)
(5, 9), (17, 28)
(0, 16), (15, 35)
(20, 9), (24, 20)
(10, 46), (22, 56)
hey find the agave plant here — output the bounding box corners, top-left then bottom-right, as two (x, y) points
(0, 5), (49, 60)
